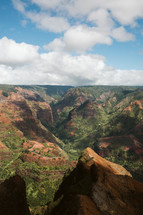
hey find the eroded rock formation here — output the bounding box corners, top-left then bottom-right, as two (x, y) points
(48, 147), (143, 215)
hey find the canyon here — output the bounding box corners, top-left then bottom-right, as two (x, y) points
(0, 84), (143, 213)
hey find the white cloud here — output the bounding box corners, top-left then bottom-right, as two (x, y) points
(1, 52), (108, 85)
(3, 1), (143, 86)
(31, 0), (64, 10)
(44, 38), (65, 51)
(0, 42), (143, 86)
(12, 0), (141, 49)
(46, 25), (112, 52)
(0, 65), (36, 84)
(26, 11), (70, 33)
(112, 26), (135, 42)
(63, 25), (112, 52)
(0, 37), (39, 65)
(65, 0), (99, 17)
(105, 0), (143, 26)
(87, 8), (114, 29)
(12, 0), (143, 30)
(64, 0), (143, 26)
(12, 0), (70, 33)
(12, 0), (26, 13)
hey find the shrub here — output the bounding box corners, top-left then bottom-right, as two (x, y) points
(2, 91), (9, 97)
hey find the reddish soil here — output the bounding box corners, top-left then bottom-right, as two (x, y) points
(22, 140), (71, 167)
(125, 100), (143, 112)
(99, 135), (143, 159)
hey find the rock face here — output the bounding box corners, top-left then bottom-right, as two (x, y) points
(0, 86), (62, 145)
(48, 148), (143, 215)
(0, 175), (31, 215)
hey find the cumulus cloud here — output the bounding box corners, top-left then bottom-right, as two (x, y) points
(64, 0), (143, 26)
(87, 8), (114, 29)
(105, 0), (143, 26)
(44, 38), (65, 52)
(32, 0), (143, 27)
(63, 25), (112, 52)
(0, 41), (143, 86)
(4, 1), (143, 86)
(0, 37), (39, 65)
(46, 25), (112, 52)
(12, 0), (70, 33)
(0, 65), (37, 84)
(12, 0), (143, 30)
(31, 0), (64, 10)
(26, 11), (70, 33)
(12, 0), (141, 50)
(111, 26), (135, 42)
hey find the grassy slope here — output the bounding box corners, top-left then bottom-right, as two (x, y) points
(49, 86), (143, 181)
(0, 85), (73, 213)
(0, 84), (143, 213)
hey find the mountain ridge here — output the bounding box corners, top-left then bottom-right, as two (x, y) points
(0, 84), (143, 212)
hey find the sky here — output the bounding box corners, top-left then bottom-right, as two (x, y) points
(0, 0), (143, 86)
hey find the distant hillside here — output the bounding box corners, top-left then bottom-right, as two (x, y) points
(0, 85), (74, 212)
(48, 85), (143, 181)
(0, 84), (143, 212)
(16, 85), (73, 100)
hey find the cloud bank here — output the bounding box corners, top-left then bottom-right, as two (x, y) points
(0, 37), (143, 86)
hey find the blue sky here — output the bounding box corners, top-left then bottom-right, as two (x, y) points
(0, 0), (143, 85)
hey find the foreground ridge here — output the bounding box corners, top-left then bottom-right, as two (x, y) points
(47, 147), (143, 215)
(0, 175), (31, 215)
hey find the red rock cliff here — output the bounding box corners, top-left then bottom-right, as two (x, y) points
(47, 147), (143, 215)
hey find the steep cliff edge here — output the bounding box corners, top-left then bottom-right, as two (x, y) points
(0, 175), (31, 215)
(47, 147), (143, 215)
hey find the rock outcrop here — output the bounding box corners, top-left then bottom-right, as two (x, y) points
(47, 147), (143, 215)
(0, 175), (31, 215)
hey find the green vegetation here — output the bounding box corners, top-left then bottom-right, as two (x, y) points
(2, 134), (25, 150)
(16, 85), (73, 100)
(0, 84), (17, 97)
(0, 152), (68, 213)
(25, 176), (62, 206)
(0, 84), (17, 92)
(46, 85), (143, 179)
(2, 91), (9, 97)
(0, 84), (143, 213)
